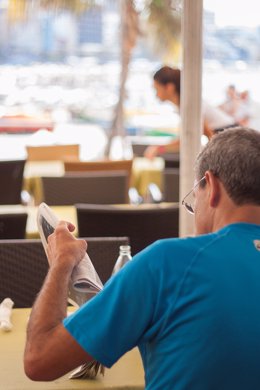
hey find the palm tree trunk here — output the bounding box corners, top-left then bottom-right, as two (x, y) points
(105, 0), (139, 158)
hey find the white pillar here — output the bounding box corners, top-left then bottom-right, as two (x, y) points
(179, 0), (203, 237)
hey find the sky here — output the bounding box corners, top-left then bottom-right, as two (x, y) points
(204, 0), (259, 27)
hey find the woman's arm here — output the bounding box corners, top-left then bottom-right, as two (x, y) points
(144, 138), (180, 160)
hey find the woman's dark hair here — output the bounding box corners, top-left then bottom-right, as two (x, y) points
(153, 66), (181, 96)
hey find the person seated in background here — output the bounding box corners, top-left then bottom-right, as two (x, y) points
(144, 66), (237, 159)
(219, 84), (252, 127)
(239, 90), (252, 126)
(24, 127), (260, 390)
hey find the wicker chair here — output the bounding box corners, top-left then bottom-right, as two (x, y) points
(0, 213), (28, 239)
(162, 152), (180, 169)
(0, 159), (26, 204)
(146, 168), (179, 203)
(64, 159), (133, 191)
(0, 237), (129, 308)
(41, 172), (129, 205)
(76, 203), (179, 255)
(163, 168), (180, 202)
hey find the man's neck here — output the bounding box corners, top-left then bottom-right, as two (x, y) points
(213, 204), (260, 232)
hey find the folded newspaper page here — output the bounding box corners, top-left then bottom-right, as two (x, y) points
(69, 360), (105, 379)
(37, 202), (105, 379)
(37, 202), (103, 306)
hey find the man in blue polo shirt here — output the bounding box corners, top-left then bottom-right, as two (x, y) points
(24, 127), (260, 389)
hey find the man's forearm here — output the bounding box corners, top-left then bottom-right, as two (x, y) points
(24, 263), (94, 381)
(24, 225), (93, 381)
(25, 265), (71, 356)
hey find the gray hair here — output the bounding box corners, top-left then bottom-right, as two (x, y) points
(195, 127), (260, 206)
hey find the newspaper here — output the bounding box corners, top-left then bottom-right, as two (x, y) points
(37, 202), (103, 307)
(37, 202), (105, 378)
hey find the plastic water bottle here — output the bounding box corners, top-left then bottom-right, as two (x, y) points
(112, 245), (132, 275)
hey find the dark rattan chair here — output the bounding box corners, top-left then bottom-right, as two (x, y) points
(64, 159), (133, 192)
(0, 213), (28, 239)
(41, 172), (129, 205)
(162, 152), (180, 169)
(0, 237), (129, 308)
(87, 237), (129, 284)
(0, 159), (26, 204)
(163, 168), (180, 202)
(76, 203), (179, 255)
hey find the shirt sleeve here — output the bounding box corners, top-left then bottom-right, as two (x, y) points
(63, 243), (162, 368)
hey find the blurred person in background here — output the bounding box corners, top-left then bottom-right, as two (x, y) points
(144, 66), (237, 159)
(219, 84), (252, 127)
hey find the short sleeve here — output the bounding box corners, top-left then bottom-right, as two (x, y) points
(63, 244), (161, 367)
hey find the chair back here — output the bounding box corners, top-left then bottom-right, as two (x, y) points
(64, 159), (133, 188)
(26, 144), (80, 162)
(0, 159), (26, 204)
(64, 159), (133, 174)
(76, 203), (179, 255)
(0, 237), (129, 308)
(131, 144), (147, 157)
(41, 172), (129, 205)
(163, 152), (180, 169)
(163, 168), (180, 202)
(0, 213), (27, 239)
(86, 237), (129, 284)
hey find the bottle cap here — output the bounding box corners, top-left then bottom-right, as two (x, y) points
(119, 245), (131, 253)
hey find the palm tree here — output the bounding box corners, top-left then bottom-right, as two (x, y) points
(105, 0), (140, 157)
(7, 0), (181, 156)
(105, 0), (181, 156)
(144, 0), (181, 63)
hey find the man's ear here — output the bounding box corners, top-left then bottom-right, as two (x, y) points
(205, 171), (221, 208)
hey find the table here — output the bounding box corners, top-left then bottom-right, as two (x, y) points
(0, 205), (77, 239)
(0, 308), (145, 390)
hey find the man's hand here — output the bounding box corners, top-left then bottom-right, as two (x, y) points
(47, 221), (87, 272)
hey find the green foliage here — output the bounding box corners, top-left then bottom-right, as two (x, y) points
(143, 0), (181, 60)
